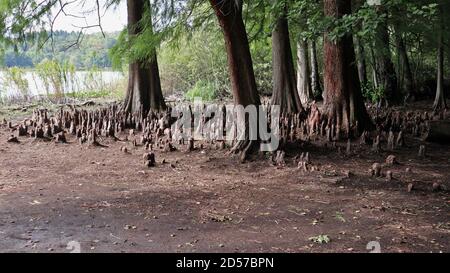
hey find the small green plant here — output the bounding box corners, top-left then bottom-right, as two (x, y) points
(362, 82), (385, 103)
(309, 235), (331, 244)
(335, 212), (346, 223)
(185, 80), (217, 101)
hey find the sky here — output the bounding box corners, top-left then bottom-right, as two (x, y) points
(51, 0), (127, 33)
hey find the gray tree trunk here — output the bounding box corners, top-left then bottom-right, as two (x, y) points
(433, 30), (447, 110)
(271, 7), (304, 114)
(354, 35), (367, 86)
(297, 38), (313, 105)
(309, 39), (322, 100)
(394, 27), (414, 101)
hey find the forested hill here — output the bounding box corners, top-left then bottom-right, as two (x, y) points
(1, 31), (119, 69)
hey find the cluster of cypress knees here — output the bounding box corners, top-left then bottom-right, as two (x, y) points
(2, 103), (448, 174)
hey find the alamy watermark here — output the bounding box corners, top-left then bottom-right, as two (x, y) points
(66, 241), (81, 253)
(367, 241), (382, 253)
(170, 98), (281, 152)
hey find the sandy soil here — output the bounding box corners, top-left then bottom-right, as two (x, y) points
(0, 113), (449, 253)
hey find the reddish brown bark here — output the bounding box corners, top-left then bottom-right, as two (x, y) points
(323, 0), (373, 137)
(209, 0), (260, 107)
(209, 0), (262, 159)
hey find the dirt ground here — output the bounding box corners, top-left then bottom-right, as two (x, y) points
(0, 107), (449, 253)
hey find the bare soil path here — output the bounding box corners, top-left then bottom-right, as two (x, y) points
(0, 123), (449, 253)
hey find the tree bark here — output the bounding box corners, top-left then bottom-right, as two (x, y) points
(394, 26), (415, 101)
(373, 7), (399, 105)
(297, 38), (314, 105)
(210, 0), (261, 159)
(352, 0), (367, 87)
(209, 0), (260, 107)
(124, 0), (166, 114)
(353, 34), (367, 87)
(323, 0), (373, 138)
(433, 25), (447, 110)
(309, 39), (323, 100)
(271, 7), (304, 114)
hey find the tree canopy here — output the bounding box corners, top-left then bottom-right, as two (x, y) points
(0, 0), (448, 107)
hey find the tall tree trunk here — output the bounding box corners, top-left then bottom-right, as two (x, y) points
(353, 34), (367, 87)
(271, 6), (304, 114)
(374, 7), (399, 105)
(209, 0), (260, 107)
(124, 0), (166, 114)
(394, 27), (415, 102)
(370, 47), (378, 89)
(210, 0), (261, 159)
(323, 0), (373, 138)
(352, 0), (367, 90)
(297, 38), (313, 105)
(434, 10), (447, 110)
(309, 39), (323, 100)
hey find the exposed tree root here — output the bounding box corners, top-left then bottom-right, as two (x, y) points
(230, 139), (260, 163)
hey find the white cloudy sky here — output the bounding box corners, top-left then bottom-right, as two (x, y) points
(51, 0), (127, 33)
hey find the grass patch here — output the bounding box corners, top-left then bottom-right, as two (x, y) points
(65, 89), (123, 100)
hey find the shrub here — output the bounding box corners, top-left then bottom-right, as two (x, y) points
(35, 59), (75, 97)
(362, 82), (386, 103)
(3, 67), (30, 100)
(185, 80), (217, 101)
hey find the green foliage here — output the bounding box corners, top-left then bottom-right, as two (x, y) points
(185, 80), (217, 102)
(0, 0), (59, 56)
(289, 0), (325, 39)
(158, 26), (274, 99)
(362, 82), (386, 103)
(159, 29), (228, 98)
(251, 37), (273, 95)
(65, 83), (125, 101)
(110, 30), (129, 70)
(2, 0), (449, 107)
(109, 0), (190, 69)
(1, 31), (118, 69)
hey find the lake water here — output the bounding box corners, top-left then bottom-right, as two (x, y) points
(0, 70), (125, 99)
